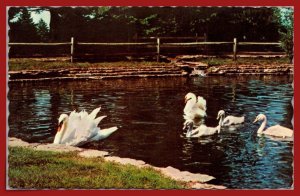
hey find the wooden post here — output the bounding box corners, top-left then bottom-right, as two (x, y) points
(156, 37), (160, 62)
(70, 37), (74, 63)
(233, 38), (237, 61)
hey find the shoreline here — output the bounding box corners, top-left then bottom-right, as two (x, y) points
(8, 63), (293, 82)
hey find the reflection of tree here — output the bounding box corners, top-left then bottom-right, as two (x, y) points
(256, 136), (267, 157)
(48, 83), (62, 137)
(281, 83), (293, 129)
(255, 136), (293, 188)
(8, 83), (36, 140)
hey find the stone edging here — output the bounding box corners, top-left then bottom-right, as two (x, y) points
(8, 137), (226, 189)
(8, 61), (293, 82)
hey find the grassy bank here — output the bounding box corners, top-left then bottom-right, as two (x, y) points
(8, 57), (291, 71)
(8, 147), (186, 189)
(8, 58), (171, 71)
(195, 57), (290, 66)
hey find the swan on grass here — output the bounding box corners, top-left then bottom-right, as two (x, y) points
(183, 92), (207, 128)
(217, 110), (245, 126)
(253, 114), (293, 138)
(185, 120), (221, 138)
(53, 107), (118, 147)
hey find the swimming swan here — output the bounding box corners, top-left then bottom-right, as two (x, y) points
(253, 114), (293, 138)
(217, 110), (245, 126)
(185, 120), (221, 138)
(183, 92), (207, 128)
(53, 107), (118, 146)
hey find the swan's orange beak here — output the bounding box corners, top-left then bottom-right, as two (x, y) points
(253, 119), (258, 124)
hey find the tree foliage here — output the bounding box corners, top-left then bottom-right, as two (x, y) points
(9, 7), (38, 42)
(8, 7), (293, 57)
(8, 7), (285, 41)
(274, 7), (294, 62)
(36, 19), (49, 41)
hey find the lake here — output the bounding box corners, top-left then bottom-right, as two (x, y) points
(8, 75), (294, 189)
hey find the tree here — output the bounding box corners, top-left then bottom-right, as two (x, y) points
(36, 19), (49, 41)
(274, 7), (293, 63)
(8, 7), (38, 42)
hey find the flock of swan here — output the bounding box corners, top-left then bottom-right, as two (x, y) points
(183, 92), (293, 139)
(53, 92), (293, 147)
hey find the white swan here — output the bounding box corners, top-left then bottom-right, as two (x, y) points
(53, 107), (118, 146)
(253, 114), (293, 138)
(183, 92), (207, 128)
(217, 110), (245, 126)
(185, 120), (221, 138)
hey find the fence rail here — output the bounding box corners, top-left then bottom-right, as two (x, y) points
(238, 42), (281, 46)
(8, 37), (283, 62)
(77, 42), (155, 46)
(136, 36), (206, 40)
(8, 42), (71, 46)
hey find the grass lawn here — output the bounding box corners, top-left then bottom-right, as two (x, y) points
(8, 147), (186, 189)
(8, 57), (291, 71)
(8, 58), (171, 71)
(198, 57), (290, 66)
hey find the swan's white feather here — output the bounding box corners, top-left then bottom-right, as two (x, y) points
(263, 125), (293, 138)
(88, 107), (101, 120)
(94, 115), (107, 126)
(90, 126), (118, 141)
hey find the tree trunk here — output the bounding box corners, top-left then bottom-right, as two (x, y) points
(49, 8), (60, 41)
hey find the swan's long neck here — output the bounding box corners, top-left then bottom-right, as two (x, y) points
(53, 120), (68, 144)
(257, 117), (267, 134)
(184, 96), (196, 114)
(216, 125), (221, 133)
(219, 115), (224, 126)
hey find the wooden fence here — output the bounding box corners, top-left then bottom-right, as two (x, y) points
(8, 37), (282, 63)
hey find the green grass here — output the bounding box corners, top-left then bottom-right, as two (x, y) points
(8, 58), (171, 71)
(8, 57), (291, 71)
(197, 57), (291, 66)
(8, 147), (186, 189)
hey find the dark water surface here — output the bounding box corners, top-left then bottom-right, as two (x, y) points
(8, 75), (294, 189)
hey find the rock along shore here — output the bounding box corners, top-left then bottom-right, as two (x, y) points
(8, 61), (293, 82)
(8, 137), (226, 189)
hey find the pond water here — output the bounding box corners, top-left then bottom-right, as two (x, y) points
(8, 75), (294, 189)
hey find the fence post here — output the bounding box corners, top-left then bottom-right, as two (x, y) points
(156, 37), (160, 62)
(70, 37), (74, 63)
(204, 33), (207, 55)
(233, 38), (237, 61)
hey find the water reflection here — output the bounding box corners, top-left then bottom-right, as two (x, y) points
(8, 75), (293, 189)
